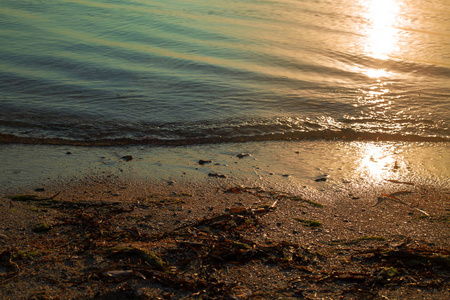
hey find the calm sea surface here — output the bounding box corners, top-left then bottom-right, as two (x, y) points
(1, 0), (449, 145)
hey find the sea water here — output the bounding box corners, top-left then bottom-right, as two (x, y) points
(1, 0), (449, 145)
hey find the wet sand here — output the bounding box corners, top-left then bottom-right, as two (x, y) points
(0, 141), (449, 299)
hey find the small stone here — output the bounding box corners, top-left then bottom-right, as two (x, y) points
(208, 173), (226, 178)
(34, 188), (45, 192)
(66, 151), (72, 155)
(236, 153), (250, 159)
(198, 159), (212, 165)
(315, 177), (327, 182)
(121, 155), (134, 161)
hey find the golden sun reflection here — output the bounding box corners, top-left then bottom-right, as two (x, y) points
(358, 143), (398, 181)
(364, 68), (388, 79)
(362, 0), (400, 60)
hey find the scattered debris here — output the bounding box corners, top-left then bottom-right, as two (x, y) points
(102, 270), (134, 278)
(32, 223), (51, 233)
(293, 218), (322, 227)
(106, 246), (166, 270)
(9, 194), (38, 201)
(385, 179), (414, 185)
(229, 207), (247, 214)
(1, 187), (448, 299)
(374, 193), (429, 216)
(224, 186), (246, 194)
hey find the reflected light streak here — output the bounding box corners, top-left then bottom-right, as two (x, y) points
(363, 0), (400, 60)
(364, 68), (388, 79)
(357, 143), (398, 181)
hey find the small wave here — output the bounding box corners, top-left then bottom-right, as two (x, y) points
(1, 129), (447, 147)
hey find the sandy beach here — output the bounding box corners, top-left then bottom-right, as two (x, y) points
(2, 0), (449, 298)
(0, 141), (449, 299)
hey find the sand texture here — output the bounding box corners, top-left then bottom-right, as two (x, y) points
(1, 175), (449, 299)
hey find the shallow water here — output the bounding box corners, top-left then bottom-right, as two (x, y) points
(1, 0), (449, 145)
(0, 141), (448, 198)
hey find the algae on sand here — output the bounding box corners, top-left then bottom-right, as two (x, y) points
(293, 218), (322, 227)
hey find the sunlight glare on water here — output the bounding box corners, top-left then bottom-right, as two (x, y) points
(357, 143), (398, 182)
(362, 0), (401, 60)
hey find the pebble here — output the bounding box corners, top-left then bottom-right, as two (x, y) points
(208, 173), (226, 178)
(121, 155), (134, 161)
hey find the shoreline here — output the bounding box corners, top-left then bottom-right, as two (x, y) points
(1, 140), (448, 194)
(0, 140), (449, 299)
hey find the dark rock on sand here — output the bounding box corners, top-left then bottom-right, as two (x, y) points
(208, 173), (227, 178)
(121, 155), (134, 162)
